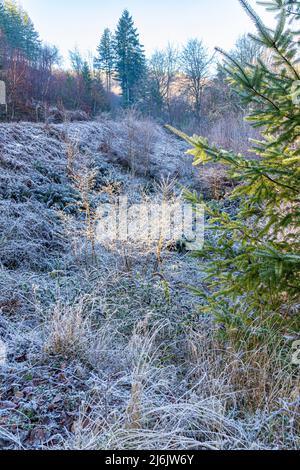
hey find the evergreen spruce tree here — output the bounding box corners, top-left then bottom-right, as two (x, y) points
(0, 0), (40, 60)
(21, 11), (40, 61)
(81, 60), (95, 111)
(169, 0), (300, 341)
(114, 9), (146, 106)
(95, 28), (114, 92)
(81, 60), (92, 91)
(0, 3), (6, 69)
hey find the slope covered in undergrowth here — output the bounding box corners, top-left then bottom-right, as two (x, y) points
(0, 120), (299, 450)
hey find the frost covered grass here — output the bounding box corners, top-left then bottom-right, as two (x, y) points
(0, 119), (299, 450)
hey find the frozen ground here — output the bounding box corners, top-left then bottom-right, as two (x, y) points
(0, 119), (298, 450)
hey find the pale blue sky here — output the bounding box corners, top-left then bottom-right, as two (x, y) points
(20, 0), (273, 66)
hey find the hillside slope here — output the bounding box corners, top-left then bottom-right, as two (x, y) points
(0, 120), (298, 450)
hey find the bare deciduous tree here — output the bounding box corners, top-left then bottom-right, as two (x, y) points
(149, 44), (179, 117)
(180, 39), (213, 119)
(230, 34), (262, 66)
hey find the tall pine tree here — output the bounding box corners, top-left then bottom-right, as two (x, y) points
(114, 9), (145, 106)
(95, 28), (114, 93)
(0, 0), (40, 61)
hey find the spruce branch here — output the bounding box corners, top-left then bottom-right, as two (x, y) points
(240, 0), (300, 80)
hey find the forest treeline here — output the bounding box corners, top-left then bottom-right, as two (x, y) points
(0, 0), (109, 120)
(0, 0), (260, 127)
